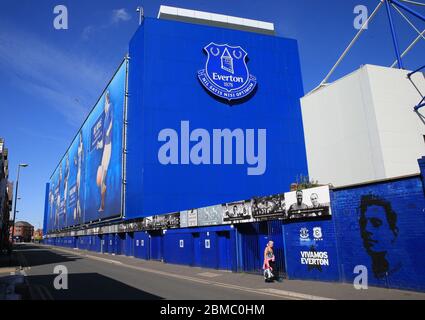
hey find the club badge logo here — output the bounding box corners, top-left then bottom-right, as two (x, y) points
(313, 227), (323, 240)
(198, 43), (257, 101)
(300, 227), (310, 241)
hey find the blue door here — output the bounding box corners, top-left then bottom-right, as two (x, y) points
(201, 232), (218, 269)
(134, 232), (150, 260)
(115, 233), (125, 255)
(193, 233), (202, 267)
(108, 234), (115, 254)
(101, 234), (107, 253)
(217, 231), (232, 271)
(237, 221), (285, 275)
(237, 222), (267, 274)
(149, 231), (163, 261)
(125, 232), (134, 256)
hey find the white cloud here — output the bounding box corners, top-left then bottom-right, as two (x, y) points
(0, 25), (109, 126)
(112, 8), (132, 23)
(82, 8), (132, 41)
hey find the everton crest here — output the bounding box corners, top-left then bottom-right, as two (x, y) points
(198, 43), (257, 101)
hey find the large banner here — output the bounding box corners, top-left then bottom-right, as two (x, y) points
(251, 193), (286, 220)
(197, 205), (224, 226)
(83, 62), (126, 224)
(46, 61), (126, 232)
(144, 213), (180, 230)
(285, 186), (331, 220)
(180, 209), (198, 228)
(222, 200), (254, 223)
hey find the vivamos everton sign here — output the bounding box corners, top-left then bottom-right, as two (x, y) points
(198, 43), (257, 101)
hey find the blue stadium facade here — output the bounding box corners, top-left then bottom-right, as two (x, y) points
(43, 16), (425, 292)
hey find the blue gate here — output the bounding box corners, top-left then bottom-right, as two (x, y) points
(125, 232), (134, 256)
(134, 231), (150, 260)
(163, 230), (194, 266)
(236, 221), (286, 276)
(115, 233), (125, 255)
(149, 230), (163, 261)
(193, 233), (202, 267)
(217, 231), (232, 271)
(108, 234), (115, 254)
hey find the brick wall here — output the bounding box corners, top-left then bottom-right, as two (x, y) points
(284, 172), (425, 292)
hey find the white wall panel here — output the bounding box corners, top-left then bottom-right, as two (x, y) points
(301, 65), (425, 187)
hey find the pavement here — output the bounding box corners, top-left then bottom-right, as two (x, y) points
(1, 243), (425, 300)
(0, 251), (29, 300)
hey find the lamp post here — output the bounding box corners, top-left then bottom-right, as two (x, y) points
(136, 6), (144, 25)
(10, 163), (28, 250)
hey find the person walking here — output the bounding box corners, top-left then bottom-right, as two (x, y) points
(263, 240), (281, 282)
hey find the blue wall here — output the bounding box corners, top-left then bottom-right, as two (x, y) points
(283, 218), (340, 282)
(46, 171), (425, 292)
(332, 176), (425, 291)
(125, 17), (308, 219)
(283, 174), (425, 292)
(163, 225), (237, 270)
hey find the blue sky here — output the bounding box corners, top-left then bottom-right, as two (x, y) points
(0, 0), (424, 229)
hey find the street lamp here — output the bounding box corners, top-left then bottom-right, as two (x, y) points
(136, 6), (144, 25)
(10, 163), (28, 249)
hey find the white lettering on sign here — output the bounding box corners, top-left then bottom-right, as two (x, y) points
(300, 251), (329, 266)
(212, 72), (244, 83)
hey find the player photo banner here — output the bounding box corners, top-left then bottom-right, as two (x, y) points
(222, 200), (253, 223)
(180, 209), (198, 228)
(197, 205), (224, 226)
(252, 193), (286, 220)
(145, 213), (181, 230)
(46, 60), (127, 232)
(284, 186), (331, 220)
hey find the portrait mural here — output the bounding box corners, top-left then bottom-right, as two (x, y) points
(359, 194), (401, 279)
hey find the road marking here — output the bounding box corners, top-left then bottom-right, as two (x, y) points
(36, 285), (47, 300)
(258, 288), (334, 300)
(40, 285), (54, 300)
(84, 254), (123, 265)
(197, 272), (221, 278)
(46, 245), (331, 300)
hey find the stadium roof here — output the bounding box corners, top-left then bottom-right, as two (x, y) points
(158, 5), (275, 35)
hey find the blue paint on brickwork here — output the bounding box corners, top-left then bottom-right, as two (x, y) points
(418, 156), (425, 193)
(283, 218), (340, 282)
(331, 176), (425, 291)
(46, 169), (425, 292)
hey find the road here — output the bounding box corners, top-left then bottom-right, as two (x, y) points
(11, 243), (293, 300)
(9, 243), (425, 300)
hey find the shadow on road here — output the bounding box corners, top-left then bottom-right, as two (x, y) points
(26, 272), (163, 300)
(11, 244), (83, 268)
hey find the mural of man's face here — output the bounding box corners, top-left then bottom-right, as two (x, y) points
(361, 205), (395, 253)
